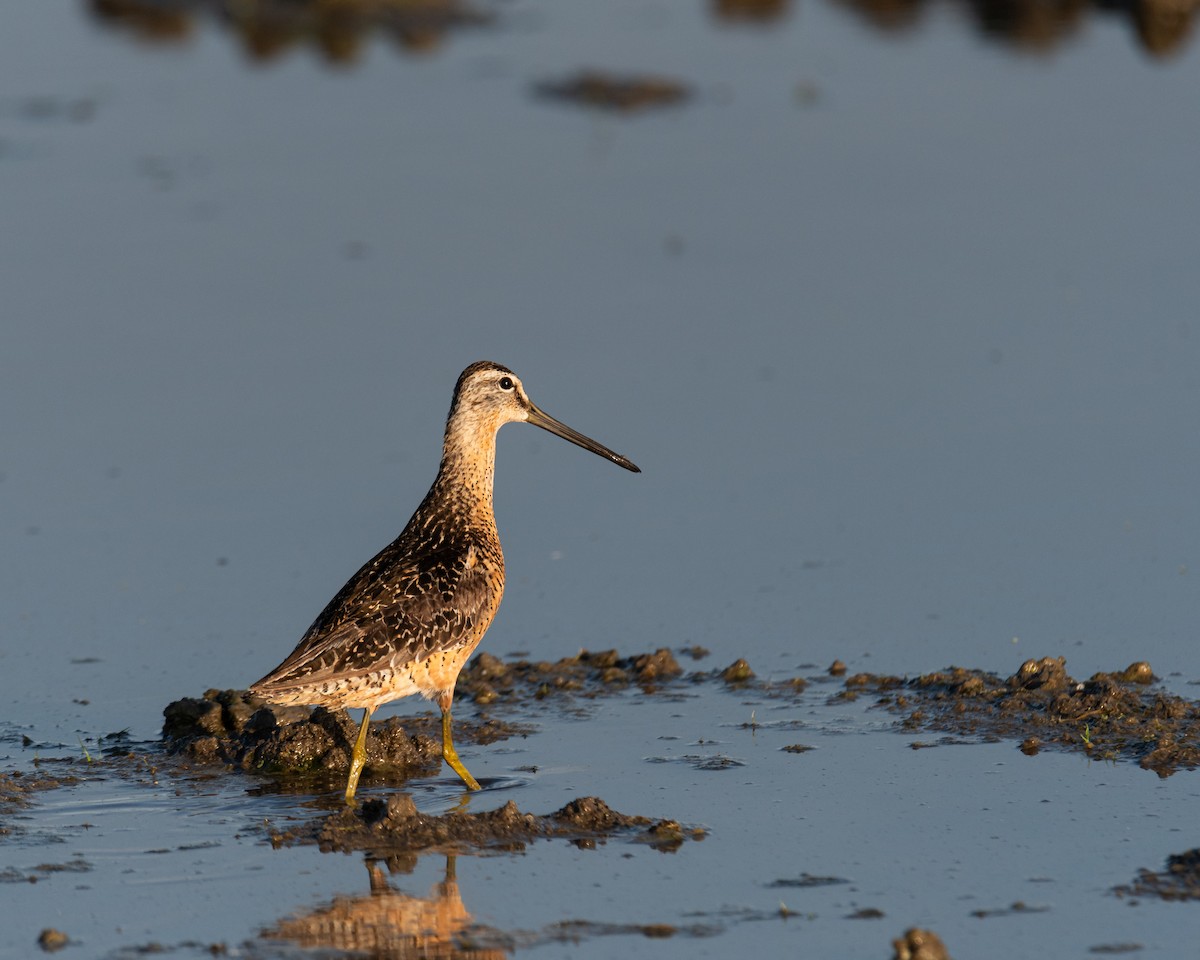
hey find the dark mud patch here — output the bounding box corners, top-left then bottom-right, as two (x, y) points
(768, 872), (850, 888)
(269, 793), (704, 857)
(0, 771), (76, 814)
(533, 71), (691, 112)
(535, 917), (717, 944)
(969, 900), (1050, 919)
(458, 645), (807, 706)
(458, 646), (688, 704)
(647, 752), (746, 771)
(1114, 848), (1200, 901)
(849, 656), (1200, 777)
(1, 857), (92, 885)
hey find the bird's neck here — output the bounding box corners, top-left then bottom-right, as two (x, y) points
(429, 418), (499, 527)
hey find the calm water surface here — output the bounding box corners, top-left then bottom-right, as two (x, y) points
(3, 0), (1200, 956)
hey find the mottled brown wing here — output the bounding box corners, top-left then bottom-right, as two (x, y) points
(252, 539), (493, 691)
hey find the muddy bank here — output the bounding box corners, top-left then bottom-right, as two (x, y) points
(269, 793), (703, 857)
(846, 656), (1200, 777)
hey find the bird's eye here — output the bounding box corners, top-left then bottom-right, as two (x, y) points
(499, 377), (514, 391)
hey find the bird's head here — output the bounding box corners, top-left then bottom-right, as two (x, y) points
(449, 361), (640, 472)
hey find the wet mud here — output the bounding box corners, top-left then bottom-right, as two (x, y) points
(270, 793), (701, 857)
(846, 656), (1200, 777)
(457, 646), (687, 702)
(0, 771), (75, 814)
(0, 771), (76, 841)
(1114, 848), (1200, 902)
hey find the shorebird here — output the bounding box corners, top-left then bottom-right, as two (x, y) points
(250, 361), (640, 803)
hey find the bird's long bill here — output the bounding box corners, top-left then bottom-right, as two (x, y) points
(526, 403), (641, 473)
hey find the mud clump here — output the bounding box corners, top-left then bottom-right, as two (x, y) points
(720, 659), (755, 684)
(163, 689), (454, 782)
(892, 927), (951, 960)
(272, 794), (703, 857)
(856, 657), (1200, 777)
(36, 928), (69, 952)
(1114, 848), (1200, 901)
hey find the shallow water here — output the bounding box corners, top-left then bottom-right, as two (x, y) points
(10, 684), (1200, 958)
(4, 0), (1200, 956)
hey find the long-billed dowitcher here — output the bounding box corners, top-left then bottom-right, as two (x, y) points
(250, 361), (639, 803)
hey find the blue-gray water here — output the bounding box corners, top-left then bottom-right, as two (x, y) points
(3, 1), (1200, 957)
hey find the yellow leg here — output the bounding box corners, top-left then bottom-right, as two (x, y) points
(345, 706), (373, 805)
(441, 704), (481, 791)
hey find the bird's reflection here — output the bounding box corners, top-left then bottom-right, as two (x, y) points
(264, 853), (509, 959)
